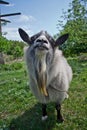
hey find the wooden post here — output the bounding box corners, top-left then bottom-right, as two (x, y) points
(0, 52), (5, 64)
(0, 21), (1, 35)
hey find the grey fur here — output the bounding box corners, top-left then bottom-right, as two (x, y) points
(18, 28), (72, 104)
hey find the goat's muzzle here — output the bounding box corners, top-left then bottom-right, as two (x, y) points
(34, 44), (49, 50)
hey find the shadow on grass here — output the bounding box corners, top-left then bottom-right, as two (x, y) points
(9, 103), (56, 130)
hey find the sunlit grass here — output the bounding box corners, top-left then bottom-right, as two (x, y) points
(0, 59), (87, 130)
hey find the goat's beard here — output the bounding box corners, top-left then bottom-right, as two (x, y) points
(35, 56), (48, 96)
(38, 70), (48, 96)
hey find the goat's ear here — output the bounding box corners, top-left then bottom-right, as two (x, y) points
(18, 28), (30, 44)
(55, 33), (69, 46)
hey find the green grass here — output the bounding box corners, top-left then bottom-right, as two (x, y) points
(0, 58), (87, 130)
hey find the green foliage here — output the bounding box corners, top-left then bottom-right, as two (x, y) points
(0, 35), (8, 53)
(0, 35), (25, 59)
(6, 40), (24, 58)
(60, 41), (87, 56)
(0, 59), (87, 130)
(57, 0), (87, 56)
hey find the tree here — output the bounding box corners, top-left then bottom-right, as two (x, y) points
(57, 0), (87, 56)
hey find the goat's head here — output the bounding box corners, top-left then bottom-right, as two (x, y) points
(18, 28), (69, 56)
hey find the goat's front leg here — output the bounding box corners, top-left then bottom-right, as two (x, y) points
(42, 104), (48, 121)
(55, 104), (64, 123)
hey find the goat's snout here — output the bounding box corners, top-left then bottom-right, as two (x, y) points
(34, 38), (49, 50)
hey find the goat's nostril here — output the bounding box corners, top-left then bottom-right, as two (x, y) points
(36, 39), (48, 44)
(36, 39), (42, 43)
(43, 40), (48, 44)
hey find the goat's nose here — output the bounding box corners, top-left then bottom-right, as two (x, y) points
(36, 39), (48, 44)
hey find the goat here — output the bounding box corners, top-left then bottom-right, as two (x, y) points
(18, 28), (72, 123)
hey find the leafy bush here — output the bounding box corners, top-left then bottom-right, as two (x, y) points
(72, 43), (87, 55)
(60, 41), (87, 57)
(0, 35), (25, 59)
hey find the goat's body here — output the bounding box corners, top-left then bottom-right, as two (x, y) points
(24, 47), (72, 104)
(19, 28), (72, 122)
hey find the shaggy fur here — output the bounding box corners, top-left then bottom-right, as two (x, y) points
(18, 29), (72, 105)
(18, 28), (73, 122)
(24, 46), (72, 104)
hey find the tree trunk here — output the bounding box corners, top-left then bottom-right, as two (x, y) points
(0, 52), (5, 64)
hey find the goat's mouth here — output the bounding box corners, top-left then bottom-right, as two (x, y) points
(34, 45), (49, 50)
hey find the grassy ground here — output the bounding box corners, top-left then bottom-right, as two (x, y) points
(0, 57), (87, 130)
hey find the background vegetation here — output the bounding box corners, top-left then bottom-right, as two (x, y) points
(56, 0), (87, 56)
(0, 35), (25, 60)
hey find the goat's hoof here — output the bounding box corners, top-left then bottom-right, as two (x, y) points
(57, 117), (64, 123)
(42, 115), (48, 121)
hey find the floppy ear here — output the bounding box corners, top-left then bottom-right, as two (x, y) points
(18, 28), (30, 44)
(55, 33), (69, 47)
